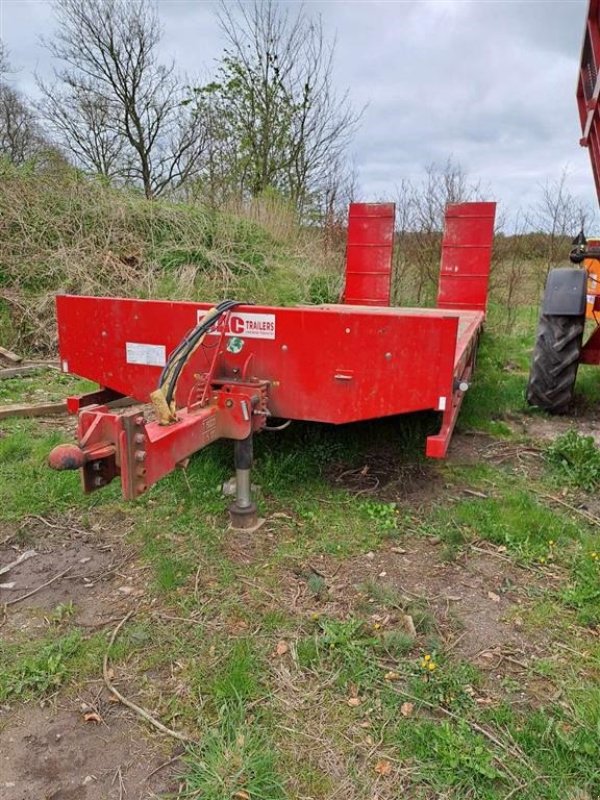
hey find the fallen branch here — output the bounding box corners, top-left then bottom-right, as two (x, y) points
(5, 566), (72, 606)
(0, 549), (36, 576)
(103, 611), (192, 743)
(0, 362), (59, 380)
(389, 687), (545, 784)
(144, 754), (182, 782)
(0, 345), (22, 363)
(536, 492), (600, 528)
(0, 400), (67, 420)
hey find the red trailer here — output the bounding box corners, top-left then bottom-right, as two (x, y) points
(49, 201), (496, 528)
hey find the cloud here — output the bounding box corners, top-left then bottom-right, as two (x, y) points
(0, 0), (595, 222)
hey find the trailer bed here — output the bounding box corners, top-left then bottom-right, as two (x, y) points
(328, 304), (484, 369)
(48, 201), (496, 507)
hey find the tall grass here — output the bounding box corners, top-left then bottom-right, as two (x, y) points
(0, 157), (569, 356)
(0, 159), (342, 353)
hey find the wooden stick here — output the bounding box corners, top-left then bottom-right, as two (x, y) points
(537, 492), (600, 528)
(389, 687), (544, 782)
(0, 549), (36, 576)
(0, 401), (67, 420)
(0, 345), (22, 363)
(0, 366), (42, 380)
(103, 611), (192, 743)
(5, 566), (72, 606)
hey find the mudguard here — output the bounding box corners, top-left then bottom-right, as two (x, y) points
(542, 268), (587, 316)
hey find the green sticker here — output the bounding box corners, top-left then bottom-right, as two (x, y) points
(227, 336), (244, 354)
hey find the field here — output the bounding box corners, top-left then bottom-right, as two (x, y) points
(1, 170), (600, 800)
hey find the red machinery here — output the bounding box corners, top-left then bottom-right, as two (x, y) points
(526, 1), (600, 414)
(49, 201), (496, 527)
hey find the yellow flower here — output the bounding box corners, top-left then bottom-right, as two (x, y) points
(423, 654), (431, 662)
(427, 662), (437, 672)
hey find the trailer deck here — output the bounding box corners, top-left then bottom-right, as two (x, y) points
(49, 201), (496, 526)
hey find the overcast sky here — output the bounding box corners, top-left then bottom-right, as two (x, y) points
(0, 0), (595, 224)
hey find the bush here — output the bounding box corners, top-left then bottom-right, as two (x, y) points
(545, 430), (600, 491)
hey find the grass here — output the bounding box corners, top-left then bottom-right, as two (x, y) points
(3, 182), (600, 796)
(0, 371), (95, 405)
(545, 429), (600, 491)
(0, 160), (340, 354)
(0, 629), (107, 702)
(2, 323), (600, 798)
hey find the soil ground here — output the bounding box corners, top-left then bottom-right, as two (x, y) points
(1, 368), (600, 800)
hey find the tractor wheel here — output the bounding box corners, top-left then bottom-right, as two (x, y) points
(526, 313), (585, 413)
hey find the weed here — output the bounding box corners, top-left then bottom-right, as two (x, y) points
(545, 430), (600, 491)
(296, 617), (379, 687)
(49, 601), (75, 625)
(359, 499), (398, 531)
(0, 631), (83, 701)
(360, 578), (404, 609)
(376, 629), (415, 659)
(183, 702), (285, 800)
(562, 547), (600, 625)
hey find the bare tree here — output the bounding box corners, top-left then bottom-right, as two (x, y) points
(395, 158), (481, 303)
(0, 42), (45, 164)
(38, 76), (125, 179)
(536, 167), (592, 273)
(40, 0), (207, 197)
(197, 0), (360, 215)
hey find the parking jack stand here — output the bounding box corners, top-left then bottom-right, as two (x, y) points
(229, 435), (262, 531)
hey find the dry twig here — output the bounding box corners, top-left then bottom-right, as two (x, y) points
(5, 566), (72, 606)
(103, 611), (192, 743)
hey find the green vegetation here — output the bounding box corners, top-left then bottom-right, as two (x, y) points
(546, 429), (600, 491)
(3, 169), (600, 798)
(0, 630), (96, 701)
(0, 161), (341, 354)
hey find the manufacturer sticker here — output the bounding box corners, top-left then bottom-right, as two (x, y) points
(125, 342), (166, 367)
(196, 310), (276, 340)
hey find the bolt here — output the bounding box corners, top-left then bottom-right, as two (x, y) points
(385, 352), (392, 361)
(134, 416), (144, 426)
(93, 476), (105, 487)
(281, 344), (288, 352)
(135, 466), (147, 477)
(91, 461), (102, 472)
(136, 483), (147, 495)
(225, 399), (234, 408)
(134, 433), (145, 444)
(135, 450), (146, 462)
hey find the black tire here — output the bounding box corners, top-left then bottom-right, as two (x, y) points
(526, 313), (585, 414)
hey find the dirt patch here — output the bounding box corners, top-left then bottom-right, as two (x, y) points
(0, 697), (180, 799)
(277, 537), (540, 661)
(0, 510), (180, 799)
(223, 522), (280, 566)
(325, 450), (444, 509)
(508, 406), (600, 445)
(0, 512), (140, 633)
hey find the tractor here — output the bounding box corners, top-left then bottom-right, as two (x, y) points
(527, 0), (600, 412)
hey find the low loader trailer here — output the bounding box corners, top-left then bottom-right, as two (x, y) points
(49, 200), (496, 528)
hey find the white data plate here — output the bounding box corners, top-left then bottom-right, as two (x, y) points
(125, 342), (166, 367)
